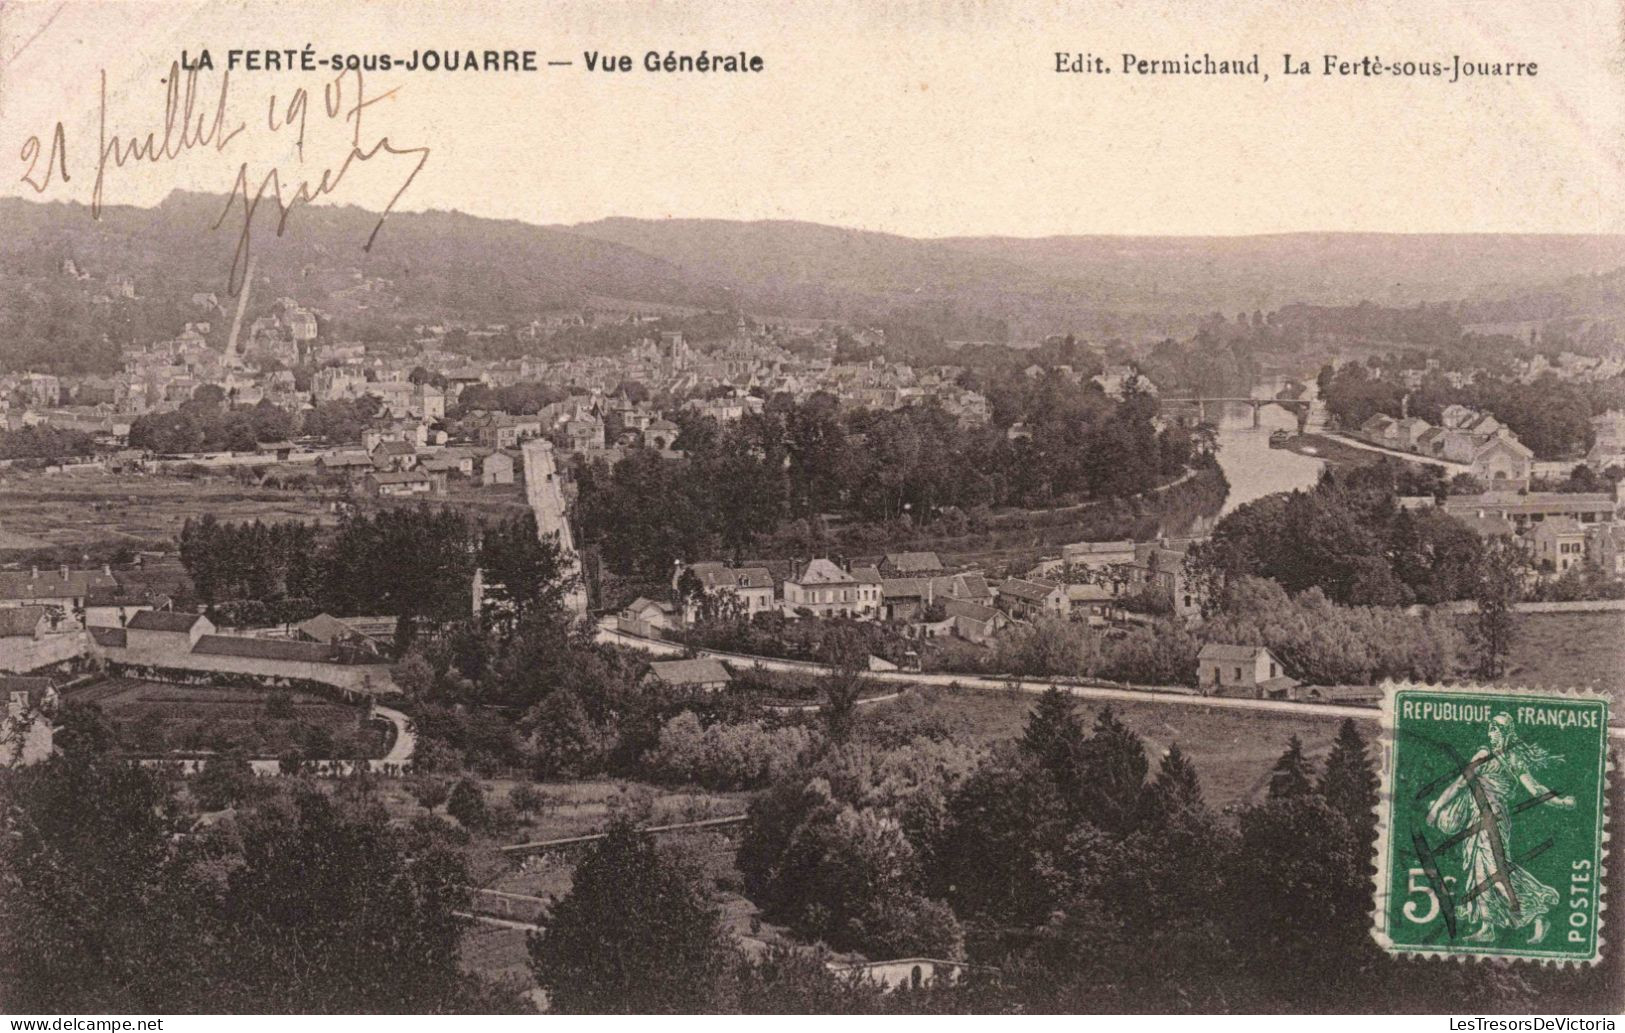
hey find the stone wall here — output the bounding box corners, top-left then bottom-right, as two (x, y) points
(0, 630), (92, 674)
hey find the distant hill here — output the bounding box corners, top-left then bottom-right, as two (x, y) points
(5, 193), (1625, 370)
(939, 233), (1625, 314)
(0, 191), (727, 320)
(570, 218), (1625, 335)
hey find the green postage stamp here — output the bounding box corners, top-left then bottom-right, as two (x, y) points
(1373, 683), (1611, 964)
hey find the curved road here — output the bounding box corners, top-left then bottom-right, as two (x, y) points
(373, 703), (416, 765)
(1315, 431), (1470, 472)
(598, 623), (1625, 740)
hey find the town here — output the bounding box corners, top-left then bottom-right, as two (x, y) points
(2, 199), (1623, 1017)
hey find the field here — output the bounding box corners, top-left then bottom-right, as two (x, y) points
(63, 678), (389, 758)
(1501, 610), (1625, 702)
(0, 470), (341, 552)
(862, 685), (1358, 808)
(0, 468), (529, 556)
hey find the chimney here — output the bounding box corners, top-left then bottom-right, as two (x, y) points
(29, 566), (37, 579)
(60, 564), (69, 581)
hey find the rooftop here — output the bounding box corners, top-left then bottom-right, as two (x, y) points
(793, 558), (856, 585)
(126, 610), (207, 633)
(883, 551), (944, 573)
(1198, 643), (1271, 662)
(997, 577), (1061, 602)
(0, 605), (50, 637)
(647, 658), (732, 686)
(192, 635), (353, 664)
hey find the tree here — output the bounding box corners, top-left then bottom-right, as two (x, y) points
(1076, 707), (1149, 834)
(1267, 736), (1316, 799)
(446, 778), (489, 830)
(509, 783), (545, 816)
(1474, 537), (1526, 678)
(220, 788), (489, 1012)
(732, 945), (886, 1014)
(820, 625), (869, 741)
(52, 701), (118, 757)
(528, 820), (738, 1013)
(1143, 743), (1204, 825)
(1020, 687), (1088, 800)
(193, 750), (259, 810)
(477, 512), (576, 635)
(1318, 719), (1378, 837)
(408, 774), (451, 812)
(0, 755), (210, 1012)
(932, 752), (1070, 928)
(1224, 795), (1377, 1004)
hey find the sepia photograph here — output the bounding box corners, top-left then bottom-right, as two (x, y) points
(0, 0), (1620, 1022)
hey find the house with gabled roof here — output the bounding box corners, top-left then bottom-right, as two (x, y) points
(1469, 434), (1534, 489)
(1393, 417), (1432, 451)
(371, 439), (419, 471)
(1529, 517), (1587, 574)
(125, 609), (214, 655)
(782, 558), (878, 619)
(644, 657), (732, 693)
(674, 561), (777, 623)
(84, 585), (170, 630)
(994, 577), (1069, 621)
(881, 551), (945, 576)
(1197, 643), (1298, 699)
(942, 597), (1008, 644)
(1360, 413), (1398, 445)
(0, 566), (120, 628)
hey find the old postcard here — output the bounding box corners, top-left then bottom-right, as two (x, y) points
(0, 0), (1621, 1020)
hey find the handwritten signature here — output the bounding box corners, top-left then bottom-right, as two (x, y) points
(16, 61), (430, 294)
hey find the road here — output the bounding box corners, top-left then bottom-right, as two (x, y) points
(597, 623), (1625, 740)
(1315, 432), (1470, 472)
(374, 703), (416, 765)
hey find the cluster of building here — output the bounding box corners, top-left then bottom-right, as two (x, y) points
(1431, 485), (1625, 577)
(0, 560), (401, 768)
(618, 538), (1203, 649)
(4, 280), (995, 461)
(1357, 404), (1535, 484)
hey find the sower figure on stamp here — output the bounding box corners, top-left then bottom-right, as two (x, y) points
(1427, 713), (1576, 945)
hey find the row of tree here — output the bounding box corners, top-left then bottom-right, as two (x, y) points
(575, 381), (1206, 578)
(1319, 361), (1625, 460)
(178, 507), (568, 647)
(0, 425), (95, 461)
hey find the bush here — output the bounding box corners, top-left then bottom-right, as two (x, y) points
(447, 778), (490, 830)
(509, 783), (546, 816)
(193, 751), (259, 810)
(1203, 576), (1466, 685)
(642, 712), (820, 790)
(408, 774), (451, 811)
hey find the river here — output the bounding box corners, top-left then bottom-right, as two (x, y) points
(1209, 380), (1327, 519)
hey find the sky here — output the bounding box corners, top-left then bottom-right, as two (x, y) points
(0, 0), (1621, 237)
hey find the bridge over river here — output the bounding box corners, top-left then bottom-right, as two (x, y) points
(1162, 393), (1323, 431)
